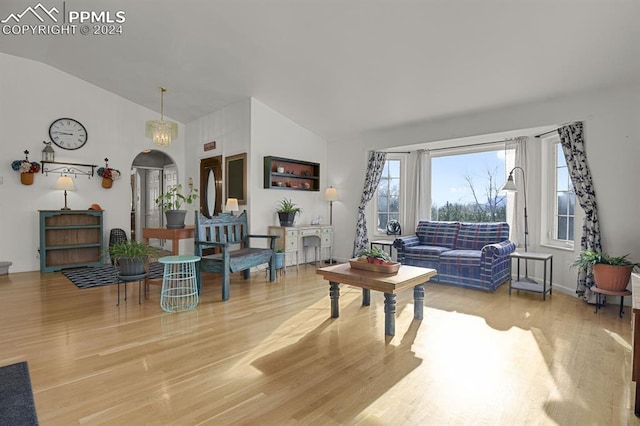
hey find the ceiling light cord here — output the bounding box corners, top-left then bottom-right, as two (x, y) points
(160, 87), (166, 121)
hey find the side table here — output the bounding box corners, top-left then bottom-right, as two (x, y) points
(159, 255), (200, 313)
(370, 240), (395, 257)
(509, 251), (553, 300)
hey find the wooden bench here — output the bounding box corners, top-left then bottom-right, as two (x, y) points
(194, 211), (278, 301)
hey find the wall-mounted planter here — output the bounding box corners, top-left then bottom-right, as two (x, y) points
(20, 173), (34, 185)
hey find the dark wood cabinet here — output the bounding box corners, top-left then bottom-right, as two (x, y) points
(263, 156), (320, 191)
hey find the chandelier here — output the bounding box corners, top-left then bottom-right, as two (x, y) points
(145, 87), (178, 147)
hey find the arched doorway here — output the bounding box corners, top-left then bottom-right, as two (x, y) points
(130, 150), (176, 243)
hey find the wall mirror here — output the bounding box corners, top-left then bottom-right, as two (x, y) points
(225, 153), (247, 205)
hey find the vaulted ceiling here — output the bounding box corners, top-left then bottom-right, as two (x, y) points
(2, 0), (639, 141)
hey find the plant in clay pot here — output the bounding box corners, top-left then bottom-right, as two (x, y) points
(97, 158), (120, 189)
(572, 250), (640, 291)
(11, 150), (40, 185)
(357, 247), (394, 265)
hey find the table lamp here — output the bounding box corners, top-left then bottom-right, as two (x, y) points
(54, 176), (76, 210)
(225, 198), (239, 216)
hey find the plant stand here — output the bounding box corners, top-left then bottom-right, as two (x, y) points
(117, 273), (147, 306)
(592, 286), (632, 318)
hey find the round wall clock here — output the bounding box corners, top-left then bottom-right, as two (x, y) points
(48, 118), (88, 150)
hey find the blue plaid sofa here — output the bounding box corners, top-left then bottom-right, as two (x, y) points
(393, 221), (516, 291)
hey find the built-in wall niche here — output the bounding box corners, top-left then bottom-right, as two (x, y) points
(263, 156), (319, 191)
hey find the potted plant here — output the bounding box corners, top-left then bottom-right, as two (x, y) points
(274, 248), (285, 270)
(357, 247), (394, 265)
(97, 158), (120, 189)
(350, 247), (400, 274)
(276, 198), (302, 227)
(573, 250), (640, 291)
(108, 241), (160, 276)
(11, 150), (40, 185)
(155, 184), (199, 229)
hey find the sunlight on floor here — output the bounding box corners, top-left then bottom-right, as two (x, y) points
(358, 307), (568, 424)
(605, 328), (632, 352)
(223, 289), (363, 378)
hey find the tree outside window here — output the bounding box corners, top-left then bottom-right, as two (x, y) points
(431, 150), (508, 222)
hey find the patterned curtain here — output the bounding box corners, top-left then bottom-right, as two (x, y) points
(558, 122), (601, 298)
(353, 151), (387, 256)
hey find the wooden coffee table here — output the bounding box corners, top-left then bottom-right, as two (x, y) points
(316, 263), (437, 336)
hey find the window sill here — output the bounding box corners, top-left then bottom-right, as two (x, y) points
(540, 242), (575, 252)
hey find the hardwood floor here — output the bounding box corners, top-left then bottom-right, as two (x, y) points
(1, 266), (639, 425)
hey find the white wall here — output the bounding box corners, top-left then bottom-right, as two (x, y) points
(0, 53), (185, 272)
(328, 82), (640, 293)
(185, 97), (250, 218)
(185, 98), (328, 255)
(250, 98), (329, 240)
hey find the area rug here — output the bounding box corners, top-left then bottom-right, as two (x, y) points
(0, 361), (39, 425)
(62, 263), (164, 289)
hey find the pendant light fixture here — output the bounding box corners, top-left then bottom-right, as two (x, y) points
(145, 87), (178, 147)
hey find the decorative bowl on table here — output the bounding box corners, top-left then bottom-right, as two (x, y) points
(349, 257), (400, 274)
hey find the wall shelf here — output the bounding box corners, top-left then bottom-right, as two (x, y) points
(264, 156), (320, 191)
(41, 161), (97, 177)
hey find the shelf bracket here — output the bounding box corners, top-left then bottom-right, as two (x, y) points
(41, 161), (97, 178)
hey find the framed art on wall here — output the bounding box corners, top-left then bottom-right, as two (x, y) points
(225, 153), (247, 205)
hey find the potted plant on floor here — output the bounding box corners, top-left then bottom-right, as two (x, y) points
(274, 248), (285, 270)
(155, 184), (199, 229)
(109, 241), (160, 276)
(276, 198), (302, 227)
(573, 250), (640, 291)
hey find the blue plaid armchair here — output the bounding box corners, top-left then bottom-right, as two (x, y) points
(394, 221), (516, 291)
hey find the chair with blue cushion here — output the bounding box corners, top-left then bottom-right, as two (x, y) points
(194, 211), (278, 301)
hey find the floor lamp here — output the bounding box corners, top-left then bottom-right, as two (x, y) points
(324, 186), (339, 264)
(501, 166), (536, 283)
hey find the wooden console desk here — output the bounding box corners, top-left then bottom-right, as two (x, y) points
(269, 225), (333, 270)
(632, 273), (640, 416)
(142, 226), (194, 255)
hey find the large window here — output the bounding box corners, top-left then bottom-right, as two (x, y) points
(542, 135), (576, 248)
(375, 157), (402, 233)
(431, 147), (509, 222)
